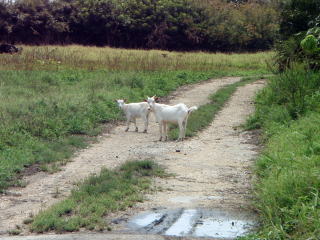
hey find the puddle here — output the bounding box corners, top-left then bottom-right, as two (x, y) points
(127, 208), (256, 239)
(165, 209), (197, 236)
(193, 211), (256, 238)
(133, 212), (163, 227)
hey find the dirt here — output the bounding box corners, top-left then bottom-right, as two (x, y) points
(108, 80), (265, 237)
(0, 76), (264, 237)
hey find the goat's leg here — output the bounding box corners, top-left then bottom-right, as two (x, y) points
(125, 117), (131, 132)
(133, 118), (138, 132)
(183, 116), (189, 138)
(163, 122), (168, 141)
(159, 122), (163, 141)
(143, 115), (148, 133)
(178, 121), (184, 141)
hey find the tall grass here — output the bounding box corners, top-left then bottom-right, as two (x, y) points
(0, 45), (274, 72)
(244, 67), (320, 239)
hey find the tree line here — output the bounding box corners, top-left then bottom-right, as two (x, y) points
(0, 0), (279, 51)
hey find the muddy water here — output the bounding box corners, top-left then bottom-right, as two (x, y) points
(128, 208), (256, 239)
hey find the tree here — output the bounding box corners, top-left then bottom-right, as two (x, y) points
(0, 1), (12, 42)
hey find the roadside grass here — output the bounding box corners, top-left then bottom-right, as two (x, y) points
(0, 45), (274, 72)
(0, 70), (217, 192)
(30, 160), (168, 233)
(241, 67), (320, 239)
(169, 76), (262, 140)
(0, 46), (272, 192)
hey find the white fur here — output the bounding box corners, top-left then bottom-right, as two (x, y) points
(116, 99), (150, 133)
(147, 96), (197, 141)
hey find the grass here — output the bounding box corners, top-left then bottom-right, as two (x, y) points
(0, 45), (274, 72)
(0, 46), (272, 192)
(241, 67), (320, 239)
(169, 76), (262, 140)
(30, 160), (167, 233)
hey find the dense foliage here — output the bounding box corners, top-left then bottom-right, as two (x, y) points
(244, 1), (320, 239)
(276, 0), (320, 69)
(0, 0), (279, 51)
(245, 67), (320, 240)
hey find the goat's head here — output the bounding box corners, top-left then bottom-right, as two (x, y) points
(146, 96), (157, 110)
(116, 99), (126, 109)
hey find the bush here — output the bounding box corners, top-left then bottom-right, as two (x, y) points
(248, 67), (320, 131)
(246, 67), (320, 239)
(252, 112), (320, 239)
(276, 0), (320, 70)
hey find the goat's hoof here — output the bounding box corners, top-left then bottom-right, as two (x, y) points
(125, 128), (129, 132)
(143, 130), (147, 133)
(135, 128), (138, 132)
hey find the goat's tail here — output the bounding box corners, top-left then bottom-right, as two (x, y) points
(188, 106), (198, 114)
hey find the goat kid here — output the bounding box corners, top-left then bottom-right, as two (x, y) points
(146, 96), (197, 141)
(116, 99), (150, 133)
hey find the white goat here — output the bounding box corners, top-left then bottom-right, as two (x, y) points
(116, 99), (150, 133)
(147, 96), (197, 141)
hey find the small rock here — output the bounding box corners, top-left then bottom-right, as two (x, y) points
(111, 217), (127, 224)
(116, 156), (119, 158)
(175, 150), (181, 152)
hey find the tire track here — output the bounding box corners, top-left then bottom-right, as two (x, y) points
(0, 77), (241, 234)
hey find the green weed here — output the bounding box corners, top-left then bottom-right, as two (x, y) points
(31, 160), (167, 233)
(244, 68), (320, 239)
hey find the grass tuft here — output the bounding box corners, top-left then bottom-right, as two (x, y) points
(30, 160), (167, 233)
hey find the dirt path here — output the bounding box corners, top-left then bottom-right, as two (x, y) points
(0, 77), (245, 234)
(109, 80), (265, 237)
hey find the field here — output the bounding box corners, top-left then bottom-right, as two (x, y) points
(0, 46), (273, 192)
(0, 45), (273, 72)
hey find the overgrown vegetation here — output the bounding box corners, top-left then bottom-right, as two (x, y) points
(30, 160), (167, 232)
(243, 1), (320, 237)
(0, 46), (273, 71)
(275, 0), (320, 70)
(0, 48), (272, 192)
(169, 76), (260, 140)
(0, 0), (279, 51)
(244, 67), (320, 240)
